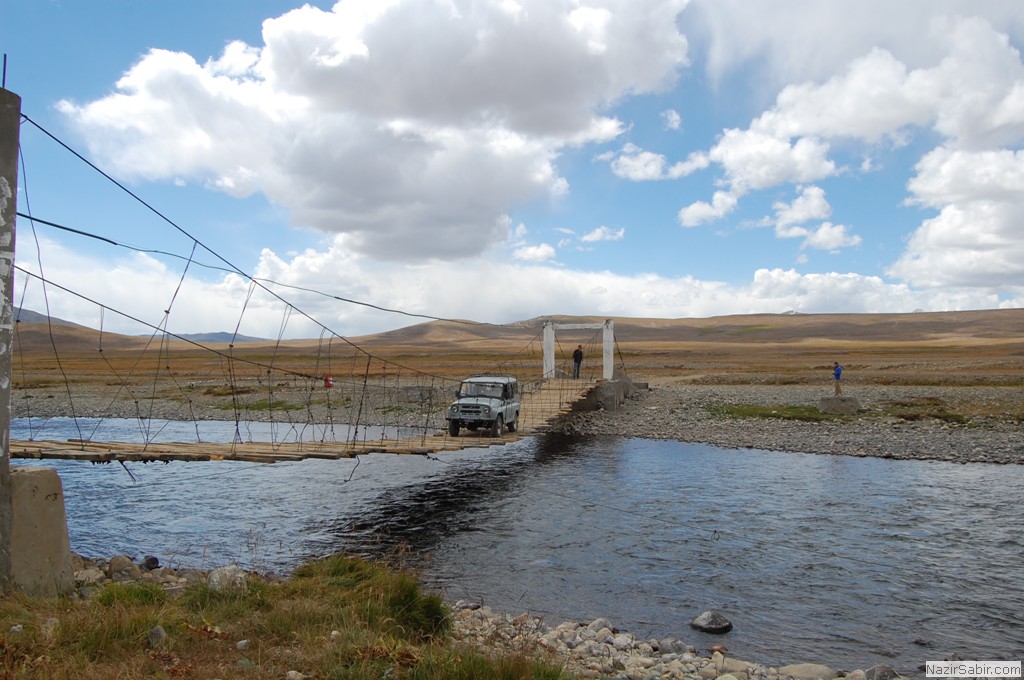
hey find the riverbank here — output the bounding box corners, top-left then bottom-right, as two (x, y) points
(13, 382), (1022, 465)
(550, 382), (1023, 465)
(46, 553), (905, 680)
(450, 599), (905, 680)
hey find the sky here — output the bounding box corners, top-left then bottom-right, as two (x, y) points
(3, 0), (1024, 339)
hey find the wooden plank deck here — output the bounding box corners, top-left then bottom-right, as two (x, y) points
(9, 379), (594, 464)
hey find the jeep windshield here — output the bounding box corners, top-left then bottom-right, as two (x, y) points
(459, 382), (504, 398)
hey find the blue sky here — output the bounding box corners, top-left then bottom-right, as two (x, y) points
(4, 0), (1024, 338)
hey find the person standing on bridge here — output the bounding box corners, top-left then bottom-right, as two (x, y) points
(572, 345), (583, 379)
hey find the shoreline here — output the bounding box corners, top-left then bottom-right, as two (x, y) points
(12, 383), (1022, 465)
(69, 553), (911, 680)
(550, 382), (1023, 466)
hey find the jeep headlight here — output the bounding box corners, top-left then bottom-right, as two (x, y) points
(449, 405), (458, 414)
(481, 405), (491, 414)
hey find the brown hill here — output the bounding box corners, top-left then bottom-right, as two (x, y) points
(350, 309), (1024, 347)
(10, 309), (1024, 387)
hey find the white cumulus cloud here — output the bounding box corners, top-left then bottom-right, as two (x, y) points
(773, 185), (832, 229)
(581, 226), (625, 242)
(514, 243), (557, 262)
(56, 0), (691, 263)
(609, 143), (709, 180)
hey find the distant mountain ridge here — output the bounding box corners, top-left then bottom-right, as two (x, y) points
(13, 308), (266, 343)
(14, 308), (82, 326)
(12, 307), (1024, 350)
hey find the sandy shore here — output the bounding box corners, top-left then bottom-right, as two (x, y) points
(550, 382), (1023, 466)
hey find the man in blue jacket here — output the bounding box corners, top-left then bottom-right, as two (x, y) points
(833, 362), (843, 395)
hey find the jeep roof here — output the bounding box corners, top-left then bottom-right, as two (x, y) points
(461, 375), (516, 384)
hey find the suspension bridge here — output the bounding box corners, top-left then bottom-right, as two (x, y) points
(9, 377), (599, 464)
(2, 94), (633, 466)
(8, 317), (625, 464)
(9, 374), (606, 464)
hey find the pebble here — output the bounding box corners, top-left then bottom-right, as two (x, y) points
(451, 602), (859, 680)
(147, 625), (167, 648)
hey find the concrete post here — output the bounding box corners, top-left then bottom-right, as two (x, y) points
(10, 468), (73, 595)
(542, 321), (555, 378)
(0, 87), (21, 594)
(602, 319), (614, 381)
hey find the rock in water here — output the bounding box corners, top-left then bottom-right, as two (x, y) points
(690, 610), (733, 634)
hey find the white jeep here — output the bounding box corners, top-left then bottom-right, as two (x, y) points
(445, 375), (520, 437)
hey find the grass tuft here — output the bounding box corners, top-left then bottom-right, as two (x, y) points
(0, 555), (561, 679)
(96, 582), (167, 607)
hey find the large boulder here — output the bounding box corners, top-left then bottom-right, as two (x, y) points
(817, 397), (861, 415)
(690, 610), (733, 634)
(107, 554), (142, 581)
(208, 565), (248, 592)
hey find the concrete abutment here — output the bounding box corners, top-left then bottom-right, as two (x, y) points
(6, 467), (74, 595)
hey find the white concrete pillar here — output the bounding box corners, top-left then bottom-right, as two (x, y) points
(542, 321), (555, 378)
(602, 319), (614, 381)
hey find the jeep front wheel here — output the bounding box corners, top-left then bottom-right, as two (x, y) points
(448, 420), (460, 437)
(490, 415), (504, 437)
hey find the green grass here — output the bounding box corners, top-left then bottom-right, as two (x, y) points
(707, 403), (844, 422)
(878, 398), (968, 424)
(96, 582), (167, 607)
(0, 555), (573, 680)
(709, 396), (976, 425)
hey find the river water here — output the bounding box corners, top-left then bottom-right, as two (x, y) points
(11, 418), (1024, 674)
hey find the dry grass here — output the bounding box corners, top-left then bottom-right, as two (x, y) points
(10, 310), (1024, 420)
(0, 556), (568, 680)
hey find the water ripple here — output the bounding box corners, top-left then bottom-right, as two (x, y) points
(14, 422), (1024, 674)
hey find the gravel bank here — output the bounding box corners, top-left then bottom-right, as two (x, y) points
(549, 383), (1023, 465)
(13, 382), (1022, 465)
(451, 601), (905, 680)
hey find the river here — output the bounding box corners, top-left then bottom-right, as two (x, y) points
(11, 418), (1024, 674)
